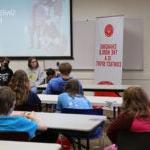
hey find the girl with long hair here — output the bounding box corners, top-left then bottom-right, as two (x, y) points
(9, 70), (41, 111)
(57, 79), (92, 111)
(107, 86), (150, 144)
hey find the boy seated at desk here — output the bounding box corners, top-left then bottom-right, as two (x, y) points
(57, 79), (92, 111)
(45, 62), (83, 95)
(0, 86), (46, 139)
(0, 86), (58, 142)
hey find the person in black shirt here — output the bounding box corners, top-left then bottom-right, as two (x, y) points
(0, 57), (13, 86)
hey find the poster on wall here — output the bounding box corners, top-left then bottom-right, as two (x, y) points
(0, 0), (72, 58)
(94, 15), (124, 84)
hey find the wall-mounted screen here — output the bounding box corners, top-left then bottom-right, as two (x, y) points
(0, 0), (72, 58)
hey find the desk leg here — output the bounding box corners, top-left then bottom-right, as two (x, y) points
(113, 107), (121, 119)
(86, 138), (90, 150)
(113, 107), (116, 119)
(46, 104), (49, 111)
(51, 104), (57, 112)
(77, 137), (81, 150)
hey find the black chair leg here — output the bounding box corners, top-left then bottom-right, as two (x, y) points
(72, 142), (76, 150)
(86, 138), (90, 150)
(77, 137), (81, 150)
(68, 137), (76, 150)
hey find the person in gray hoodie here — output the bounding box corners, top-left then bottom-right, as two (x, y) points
(26, 57), (45, 93)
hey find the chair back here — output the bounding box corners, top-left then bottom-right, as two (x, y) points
(94, 81), (119, 97)
(61, 108), (103, 115)
(0, 131), (29, 141)
(15, 104), (41, 112)
(117, 131), (150, 150)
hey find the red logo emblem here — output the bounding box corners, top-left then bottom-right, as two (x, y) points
(104, 24), (113, 37)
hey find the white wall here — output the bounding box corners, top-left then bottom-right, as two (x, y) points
(9, 0), (150, 96)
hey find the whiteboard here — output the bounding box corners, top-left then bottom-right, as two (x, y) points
(45, 19), (143, 70)
(123, 18), (143, 70)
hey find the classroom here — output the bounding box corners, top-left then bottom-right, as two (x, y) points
(0, 0), (150, 150)
(6, 0), (149, 97)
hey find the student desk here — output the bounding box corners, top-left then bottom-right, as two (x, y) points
(38, 94), (122, 118)
(82, 84), (139, 92)
(37, 83), (139, 92)
(38, 94), (122, 106)
(36, 112), (106, 150)
(12, 111), (106, 150)
(0, 140), (61, 150)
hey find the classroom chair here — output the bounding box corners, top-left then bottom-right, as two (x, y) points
(94, 81), (120, 97)
(0, 131), (29, 141)
(15, 104), (42, 112)
(116, 131), (150, 150)
(61, 108), (104, 150)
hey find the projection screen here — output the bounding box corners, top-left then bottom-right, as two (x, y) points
(0, 0), (72, 58)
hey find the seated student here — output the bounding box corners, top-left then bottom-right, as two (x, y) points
(107, 87), (150, 145)
(0, 86), (46, 139)
(0, 57), (13, 86)
(26, 57), (45, 93)
(56, 79), (102, 148)
(45, 62), (83, 95)
(9, 70), (42, 111)
(45, 68), (56, 83)
(57, 79), (92, 111)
